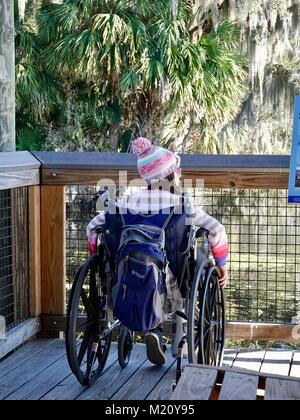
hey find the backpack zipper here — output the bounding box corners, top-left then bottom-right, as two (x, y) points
(132, 270), (145, 279)
(122, 257), (129, 300)
(122, 285), (127, 300)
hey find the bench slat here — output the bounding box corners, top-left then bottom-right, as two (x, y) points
(219, 371), (259, 400)
(265, 378), (300, 400)
(172, 367), (217, 400)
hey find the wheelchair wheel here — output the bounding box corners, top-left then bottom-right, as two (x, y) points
(66, 255), (112, 387)
(118, 325), (134, 368)
(188, 264), (225, 366)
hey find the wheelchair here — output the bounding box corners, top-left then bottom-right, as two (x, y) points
(66, 196), (226, 387)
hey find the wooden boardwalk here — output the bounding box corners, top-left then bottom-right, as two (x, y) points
(0, 339), (299, 400)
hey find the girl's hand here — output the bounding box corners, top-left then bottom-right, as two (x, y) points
(218, 266), (228, 289)
(88, 235), (97, 256)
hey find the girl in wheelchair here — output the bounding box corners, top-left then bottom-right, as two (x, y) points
(87, 138), (229, 367)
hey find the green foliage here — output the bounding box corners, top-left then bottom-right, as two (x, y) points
(16, 0), (248, 152)
(16, 127), (43, 151)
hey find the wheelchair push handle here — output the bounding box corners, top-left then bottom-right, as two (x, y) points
(93, 190), (110, 202)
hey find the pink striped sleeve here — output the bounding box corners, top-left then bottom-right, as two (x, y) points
(86, 212), (106, 255)
(194, 207), (229, 266)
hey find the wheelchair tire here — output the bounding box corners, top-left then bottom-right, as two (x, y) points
(66, 255), (112, 387)
(118, 325), (134, 368)
(188, 263), (226, 366)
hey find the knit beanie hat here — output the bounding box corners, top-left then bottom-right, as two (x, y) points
(132, 138), (181, 185)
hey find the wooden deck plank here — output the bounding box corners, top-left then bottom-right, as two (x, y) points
(260, 351), (293, 377)
(290, 352), (300, 378)
(2, 339), (300, 400)
(232, 350), (266, 372)
(5, 355), (71, 400)
(0, 340), (65, 400)
(0, 318), (41, 360)
(146, 364), (179, 400)
(40, 369), (87, 401)
(219, 371), (259, 400)
(0, 339), (55, 379)
(265, 378), (300, 400)
(147, 356), (190, 401)
(8, 344), (120, 400)
(171, 366), (217, 400)
(111, 351), (176, 400)
(41, 344), (118, 400)
(77, 344), (147, 400)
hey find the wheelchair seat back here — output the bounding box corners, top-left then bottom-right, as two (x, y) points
(104, 198), (194, 298)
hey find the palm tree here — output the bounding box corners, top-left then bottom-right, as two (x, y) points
(16, 0), (248, 152)
(0, 0), (15, 151)
(15, 0), (63, 150)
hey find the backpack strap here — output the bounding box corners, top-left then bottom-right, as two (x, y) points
(162, 206), (175, 230)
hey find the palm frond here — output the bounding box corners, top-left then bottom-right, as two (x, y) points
(16, 0), (248, 152)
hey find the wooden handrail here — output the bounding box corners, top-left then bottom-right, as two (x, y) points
(0, 151), (291, 189)
(0, 151), (40, 190)
(32, 152), (290, 171)
(0, 152), (296, 342)
(32, 152), (290, 189)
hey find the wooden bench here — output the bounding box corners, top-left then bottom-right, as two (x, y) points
(172, 364), (300, 400)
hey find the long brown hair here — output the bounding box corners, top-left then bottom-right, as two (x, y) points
(147, 172), (182, 195)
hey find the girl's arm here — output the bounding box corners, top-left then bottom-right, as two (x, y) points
(194, 208), (229, 288)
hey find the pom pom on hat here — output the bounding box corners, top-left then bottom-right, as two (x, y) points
(132, 137), (152, 157)
(132, 137), (180, 185)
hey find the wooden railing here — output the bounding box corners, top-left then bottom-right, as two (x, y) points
(0, 152), (41, 358)
(0, 151), (298, 357)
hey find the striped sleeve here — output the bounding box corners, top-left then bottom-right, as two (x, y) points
(194, 207), (229, 266)
(86, 211), (106, 240)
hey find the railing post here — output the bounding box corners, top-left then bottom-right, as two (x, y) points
(28, 186), (41, 317)
(41, 186), (66, 316)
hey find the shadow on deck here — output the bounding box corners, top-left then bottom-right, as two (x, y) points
(0, 340), (300, 400)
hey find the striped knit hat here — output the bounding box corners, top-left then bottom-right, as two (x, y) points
(132, 138), (181, 185)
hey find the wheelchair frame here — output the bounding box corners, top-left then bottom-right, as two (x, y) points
(66, 225), (226, 387)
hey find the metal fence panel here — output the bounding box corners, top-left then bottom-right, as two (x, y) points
(66, 186), (300, 324)
(0, 188), (29, 332)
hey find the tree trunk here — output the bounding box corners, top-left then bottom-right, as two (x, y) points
(0, 0), (15, 152)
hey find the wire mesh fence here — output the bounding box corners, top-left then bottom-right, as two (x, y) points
(66, 185), (300, 324)
(0, 188), (29, 333)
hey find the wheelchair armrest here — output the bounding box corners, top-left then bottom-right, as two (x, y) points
(93, 190), (110, 203)
(94, 225), (105, 235)
(196, 228), (209, 239)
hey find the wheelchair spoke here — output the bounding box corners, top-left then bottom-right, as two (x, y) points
(194, 307), (200, 322)
(205, 298), (210, 321)
(207, 334), (216, 365)
(203, 316), (210, 326)
(81, 289), (97, 320)
(203, 327), (210, 339)
(89, 268), (99, 308)
(210, 284), (218, 316)
(77, 326), (94, 366)
(78, 317), (97, 331)
(211, 347), (217, 365)
(194, 335), (200, 350)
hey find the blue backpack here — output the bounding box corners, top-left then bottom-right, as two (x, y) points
(111, 209), (183, 332)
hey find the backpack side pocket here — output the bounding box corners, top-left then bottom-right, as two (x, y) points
(113, 256), (165, 332)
